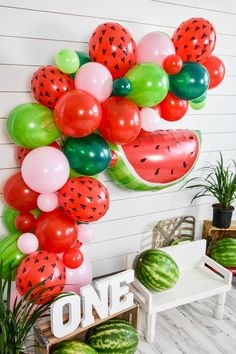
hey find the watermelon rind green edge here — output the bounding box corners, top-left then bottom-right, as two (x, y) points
(211, 238), (236, 267)
(86, 319), (138, 354)
(52, 340), (98, 353)
(107, 130), (201, 191)
(135, 250), (179, 291)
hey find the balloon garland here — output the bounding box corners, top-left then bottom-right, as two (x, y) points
(1, 18), (225, 304)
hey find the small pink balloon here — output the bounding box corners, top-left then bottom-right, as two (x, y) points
(74, 62), (113, 103)
(64, 257), (93, 295)
(22, 147), (70, 193)
(136, 31), (175, 66)
(37, 193), (58, 212)
(17, 233), (39, 254)
(77, 224), (93, 243)
(140, 107), (161, 132)
(10, 287), (22, 311)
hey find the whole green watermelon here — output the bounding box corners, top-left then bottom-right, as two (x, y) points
(211, 238), (236, 267)
(86, 319), (138, 354)
(135, 249), (179, 291)
(52, 340), (97, 353)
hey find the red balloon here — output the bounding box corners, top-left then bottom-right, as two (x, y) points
(3, 172), (39, 211)
(16, 251), (66, 304)
(163, 54), (183, 75)
(54, 90), (102, 137)
(58, 177), (110, 222)
(109, 150), (118, 168)
(172, 18), (216, 63)
(15, 212), (36, 232)
(35, 208), (77, 253)
(31, 65), (74, 109)
(202, 55), (225, 89)
(157, 92), (189, 122)
(63, 247), (84, 269)
(99, 97), (141, 145)
(75, 240), (82, 249)
(89, 22), (136, 79)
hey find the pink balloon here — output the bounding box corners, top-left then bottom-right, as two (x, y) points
(74, 62), (113, 103)
(37, 193), (58, 212)
(140, 107), (161, 132)
(10, 287), (22, 311)
(22, 147), (70, 193)
(77, 224), (93, 243)
(136, 32), (175, 66)
(17, 233), (39, 254)
(64, 257), (93, 295)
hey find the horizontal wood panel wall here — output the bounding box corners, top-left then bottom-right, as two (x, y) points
(0, 0), (235, 277)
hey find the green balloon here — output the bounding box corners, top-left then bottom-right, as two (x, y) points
(71, 51), (91, 79)
(125, 63), (169, 107)
(190, 99), (206, 110)
(31, 208), (41, 219)
(112, 78), (131, 96)
(7, 103), (60, 148)
(69, 168), (98, 179)
(169, 62), (209, 101)
(192, 92), (207, 103)
(2, 206), (19, 233)
(55, 48), (80, 74)
(63, 134), (112, 176)
(0, 232), (24, 280)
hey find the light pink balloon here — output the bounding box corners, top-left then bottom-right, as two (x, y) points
(17, 233), (39, 254)
(74, 62), (113, 103)
(22, 147), (70, 193)
(141, 107), (162, 132)
(10, 287), (23, 311)
(77, 224), (93, 243)
(136, 32), (175, 66)
(64, 257), (93, 295)
(37, 192), (58, 212)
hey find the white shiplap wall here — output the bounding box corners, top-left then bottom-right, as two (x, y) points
(0, 0), (235, 277)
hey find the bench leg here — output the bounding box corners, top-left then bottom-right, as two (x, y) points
(215, 292), (226, 320)
(145, 313), (156, 344)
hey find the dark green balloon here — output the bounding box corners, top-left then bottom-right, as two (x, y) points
(63, 134), (112, 176)
(112, 78), (132, 96)
(71, 51), (91, 79)
(169, 62), (209, 101)
(2, 206), (19, 233)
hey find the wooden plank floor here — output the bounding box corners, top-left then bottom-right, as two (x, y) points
(137, 285), (236, 354)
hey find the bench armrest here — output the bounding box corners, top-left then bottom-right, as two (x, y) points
(202, 255), (232, 284)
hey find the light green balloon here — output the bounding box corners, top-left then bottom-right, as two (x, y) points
(2, 206), (19, 233)
(55, 48), (80, 74)
(125, 63), (169, 107)
(190, 99), (206, 110)
(7, 103), (60, 148)
(192, 92), (207, 103)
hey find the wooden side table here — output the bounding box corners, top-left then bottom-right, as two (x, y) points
(202, 220), (236, 255)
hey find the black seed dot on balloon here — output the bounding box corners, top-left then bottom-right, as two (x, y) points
(87, 196), (93, 202)
(42, 73), (47, 78)
(192, 19), (198, 23)
(59, 78), (63, 83)
(140, 158), (147, 163)
(103, 205), (107, 209)
(51, 263), (56, 268)
(77, 193), (82, 198)
(91, 207), (96, 212)
(97, 195), (102, 201)
(23, 267), (27, 274)
(40, 82), (44, 87)
(171, 169), (174, 175)
(202, 33), (207, 39)
(80, 204), (86, 210)
(114, 64), (119, 70)
(190, 151), (194, 155)
(76, 215), (81, 219)
(118, 43), (123, 50)
(72, 207), (77, 212)
(38, 251), (42, 255)
(92, 31), (96, 38)
(41, 68), (46, 71)
(190, 36), (196, 41)
(87, 187), (93, 191)
(185, 26), (190, 32)
(38, 266), (45, 273)
(195, 26), (200, 31)
(204, 43), (208, 49)
(167, 146), (170, 152)
(123, 48), (128, 56)
(177, 27), (180, 32)
(60, 286), (64, 291)
(102, 48), (107, 55)
(35, 74), (38, 79)
(104, 60), (108, 65)
(20, 286), (24, 292)
(99, 36), (103, 44)
(45, 91), (50, 97)
(105, 193), (109, 199)
(175, 46), (179, 52)
(56, 88), (60, 92)
(121, 57), (125, 63)
(196, 54), (201, 59)
(110, 25), (115, 30)
(50, 69), (56, 75)
(184, 44), (188, 49)
(187, 54), (192, 60)
(48, 274), (54, 280)
(122, 28), (127, 34)
(156, 145), (160, 150)
(18, 278), (22, 283)
(189, 136), (194, 140)
(134, 145), (139, 148)
(109, 37), (114, 45)
(54, 97), (58, 102)
(102, 29), (106, 35)
(155, 168), (160, 176)
(92, 45), (96, 51)
(28, 281), (32, 287)
(177, 34), (182, 41)
(39, 92), (43, 97)
(176, 141), (181, 145)
(120, 35), (125, 42)
(70, 198), (75, 203)
(128, 59), (131, 65)
(33, 87), (36, 93)
(183, 161), (187, 168)
(202, 24), (207, 29)
(47, 101), (51, 105)
(99, 212), (103, 216)
(58, 274), (62, 280)
(112, 52), (116, 58)
(79, 180), (86, 185)
(195, 44), (200, 50)
(70, 180), (75, 184)
(63, 202), (67, 206)
(89, 216), (94, 219)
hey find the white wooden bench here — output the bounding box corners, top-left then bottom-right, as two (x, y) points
(127, 239), (232, 344)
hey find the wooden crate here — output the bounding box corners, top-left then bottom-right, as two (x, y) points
(34, 303), (139, 353)
(202, 220), (236, 254)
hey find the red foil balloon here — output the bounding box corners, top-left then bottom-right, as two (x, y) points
(35, 208), (77, 253)
(172, 18), (216, 63)
(63, 247), (84, 269)
(54, 90), (102, 137)
(31, 65), (74, 109)
(89, 22), (136, 79)
(202, 55), (225, 89)
(16, 251), (66, 304)
(163, 54), (183, 75)
(157, 92), (189, 122)
(99, 96), (141, 145)
(58, 177), (110, 222)
(3, 172), (39, 211)
(15, 212), (36, 233)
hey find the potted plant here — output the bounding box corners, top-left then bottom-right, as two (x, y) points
(0, 262), (68, 354)
(183, 153), (236, 228)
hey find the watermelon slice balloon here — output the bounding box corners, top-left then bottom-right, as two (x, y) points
(107, 130), (201, 191)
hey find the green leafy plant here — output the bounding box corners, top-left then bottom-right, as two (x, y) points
(183, 153), (236, 209)
(0, 262), (69, 354)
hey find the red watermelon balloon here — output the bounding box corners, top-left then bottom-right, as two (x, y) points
(89, 22), (136, 79)
(58, 177), (110, 222)
(31, 65), (74, 109)
(15, 146), (31, 166)
(172, 18), (216, 63)
(16, 250), (66, 304)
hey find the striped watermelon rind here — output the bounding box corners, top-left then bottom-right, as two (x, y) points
(135, 249), (179, 291)
(210, 238), (236, 267)
(86, 319), (138, 354)
(171, 237), (193, 245)
(52, 340), (98, 353)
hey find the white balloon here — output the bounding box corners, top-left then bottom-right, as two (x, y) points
(141, 107), (161, 132)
